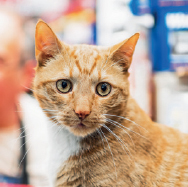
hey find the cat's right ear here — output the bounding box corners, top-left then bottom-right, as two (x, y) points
(110, 33), (139, 72)
(35, 20), (62, 67)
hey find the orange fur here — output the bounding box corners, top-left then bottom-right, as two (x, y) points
(33, 20), (188, 186)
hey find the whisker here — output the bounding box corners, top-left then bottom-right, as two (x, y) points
(51, 122), (64, 138)
(19, 146), (31, 168)
(106, 118), (147, 140)
(99, 127), (117, 178)
(21, 84), (36, 93)
(103, 114), (148, 133)
(18, 121), (59, 168)
(42, 111), (55, 115)
(13, 126), (25, 132)
(97, 129), (106, 154)
(104, 59), (124, 72)
(13, 134), (29, 142)
(57, 125), (64, 134)
(12, 126), (29, 144)
(106, 118), (135, 148)
(18, 121), (59, 170)
(99, 124), (132, 161)
(101, 47), (111, 71)
(17, 126), (28, 141)
(19, 138), (29, 150)
(42, 108), (58, 112)
(48, 116), (57, 120)
(18, 127), (33, 151)
(18, 127), (32, 169)
(55, 41), (62, 58)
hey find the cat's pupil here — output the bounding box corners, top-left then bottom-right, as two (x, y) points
(62, 81), (67, 89)
(101, 84), (107, 92)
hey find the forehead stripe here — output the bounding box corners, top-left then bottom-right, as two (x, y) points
(75, 60), (82, 73)
(69, 67), (73, 78)
(89, 61), (97, 75)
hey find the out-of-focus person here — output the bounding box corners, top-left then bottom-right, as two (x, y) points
(0, 8), (51, 187)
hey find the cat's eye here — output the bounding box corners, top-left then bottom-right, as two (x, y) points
(96, 82), (111, 97)
(56, 79), (72, 93)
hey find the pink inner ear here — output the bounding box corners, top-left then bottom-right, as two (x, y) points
(111, 33), (139, 60)
(120, 45), (134, 58)
(119, 34), (139, 58)
(110, 33), (139, 71)
(35, 22), (57, 53)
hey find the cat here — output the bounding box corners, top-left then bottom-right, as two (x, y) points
(33, 20), (188, 187)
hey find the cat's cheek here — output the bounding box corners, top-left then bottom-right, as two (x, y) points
(92, 96), (110, 115)
(54, 93), (72, 107)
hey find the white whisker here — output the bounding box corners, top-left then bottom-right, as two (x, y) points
(103, 114), (148, 133)
(48, 116), (57, 120)
(97, 129), (106, 154)
(18, 122), (60, 169)
(19, 146), (31, 168)
(21, 84), (36, 93)
(99, 127), (117, 179)
(104, 59), (124, 72)
(106, 118), (147, 140)
(12, 126), (29, 144)
(42, 111), (56, 115)
(101, 47), (111, 71)
(99, 124), (132, 161)
(17, 126), (28, 141)
(42, 108), (58, 112)
(19, 138), (29, 150)
(51, 122), (64, 138)
(13, 134), (28, 142)
(106, 118), (135, 148)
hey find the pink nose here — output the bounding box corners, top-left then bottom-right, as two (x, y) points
(75, 109), (90, 120)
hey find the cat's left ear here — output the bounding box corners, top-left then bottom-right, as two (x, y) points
(35, 20), (62, 67)
(110, 33), (139, 72)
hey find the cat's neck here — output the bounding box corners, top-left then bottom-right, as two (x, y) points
(119, 96), (152, 145)
(124, 96), (152, 130)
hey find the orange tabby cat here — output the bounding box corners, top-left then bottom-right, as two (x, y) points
(33, 20), (188, 187)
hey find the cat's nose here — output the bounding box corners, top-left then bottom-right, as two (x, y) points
(75, 109), (90, 120)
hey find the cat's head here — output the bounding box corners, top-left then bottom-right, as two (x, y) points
(33, 20), (139, 137)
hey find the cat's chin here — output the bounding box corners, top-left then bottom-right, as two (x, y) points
(68, 124), (98, 137)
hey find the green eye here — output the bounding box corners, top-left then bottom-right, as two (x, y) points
(96, 82), (111, 97)
(56, 79), (72, 93)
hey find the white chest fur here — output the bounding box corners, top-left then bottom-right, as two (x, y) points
(48, 124), (81, 186)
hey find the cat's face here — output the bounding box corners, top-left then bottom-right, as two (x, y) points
(33, 20), (139, 137)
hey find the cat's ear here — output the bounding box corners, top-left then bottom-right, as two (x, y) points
(35, 20), (62, 67)
(110, 33), (139, 72)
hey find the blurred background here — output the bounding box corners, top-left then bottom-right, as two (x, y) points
(1, 0), (188, 132)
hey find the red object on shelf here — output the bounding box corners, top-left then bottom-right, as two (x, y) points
(0, 184), (32, 187)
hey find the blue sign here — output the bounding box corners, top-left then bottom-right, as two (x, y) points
(130, 0), (188, 71)
(130, 0), (151, 15)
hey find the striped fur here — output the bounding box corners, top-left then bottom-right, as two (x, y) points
(34, 20), (188, 187)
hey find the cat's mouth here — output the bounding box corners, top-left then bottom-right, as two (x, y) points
(67, 120), (101, 137)
(76, 122), (86, 128)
